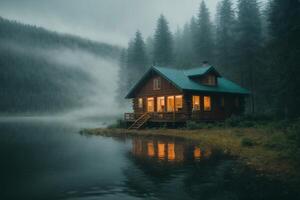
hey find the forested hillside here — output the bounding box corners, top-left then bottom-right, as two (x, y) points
(118, 0), (300, 119)
(0, 17), (121, 113)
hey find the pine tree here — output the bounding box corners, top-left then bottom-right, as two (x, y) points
(215, 0), (236, 77)
(195, 1), (214, 64)
(268, 0), (300, 118)
(126, 31), (148, 87)
(153, 15), (173, 66)
(235, 0), (262, 112)
(174, 23), (196, 68)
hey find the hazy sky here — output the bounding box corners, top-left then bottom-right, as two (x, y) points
(0, 0), (265, 46)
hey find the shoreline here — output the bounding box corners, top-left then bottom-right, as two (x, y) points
(81, 127), (299, 181)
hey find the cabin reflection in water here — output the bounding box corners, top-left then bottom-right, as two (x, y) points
(131, 137), (212, 162)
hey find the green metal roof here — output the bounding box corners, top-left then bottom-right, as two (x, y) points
(125, 66), (250, 98)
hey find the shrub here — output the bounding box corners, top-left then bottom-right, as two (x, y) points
(186, 121), (205, 130)
(241, 138), (255, 147)
(225, 115), (243, 127)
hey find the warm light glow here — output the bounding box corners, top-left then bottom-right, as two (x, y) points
(204, 96), (211, 111)
(147, 142), (155, 157)
(147, 97), (154, 112)
(175, 95), (183, 112)
(167, 96), (175, 112)
(158, 142), (165, 160)
(167, 143), (175, 161)
(157, 96), (165, 112)
(193, 96), (200, 111)
(194, 147), (201, 160)
(138, 98), (143, 109)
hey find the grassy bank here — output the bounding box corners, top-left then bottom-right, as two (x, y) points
(82, 120), (300, 180)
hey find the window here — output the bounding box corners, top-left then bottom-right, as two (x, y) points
(138, 98), (143, 109)
(204, 96), (211, 111)
(192, 96), (200, 111)
(147, 97), (154, 112)
(175, 95), (183, 112)
(207, 75), (216, 85)
(157, 96), (165, 112)
(153, 78), (161, 90)
(167, 96), (175, 112)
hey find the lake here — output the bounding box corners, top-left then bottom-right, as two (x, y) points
(0, 119), (299, 200)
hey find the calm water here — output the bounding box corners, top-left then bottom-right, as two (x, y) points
(0, 120), (299, 200)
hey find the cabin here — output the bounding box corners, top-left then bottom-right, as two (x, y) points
(124, 64), (250, 129)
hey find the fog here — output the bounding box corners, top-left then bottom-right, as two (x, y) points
(0, 0), (223, 46)
(0, 36), (124, 126)
(0, 0), (269, 124)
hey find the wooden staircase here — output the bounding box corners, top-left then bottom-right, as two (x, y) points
(128, 113), (151, 130)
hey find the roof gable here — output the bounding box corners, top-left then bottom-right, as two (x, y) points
(125, 66), (250, 98)
(185, 66), (221, 77)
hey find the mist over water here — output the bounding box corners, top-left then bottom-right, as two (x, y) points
(0, 38), (126, 127)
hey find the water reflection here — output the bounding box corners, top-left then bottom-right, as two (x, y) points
(1, 122), (299, 200)
(131, 137), (212, 163)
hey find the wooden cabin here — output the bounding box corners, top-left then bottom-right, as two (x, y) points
(124, 65), (250, 129)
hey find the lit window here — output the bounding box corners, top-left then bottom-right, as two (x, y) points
(168, 143), (175, 161)
(153, 78), (161, 90)
(158, 142), (165, 160)
(167, 96), (175, 112)
(194, 147), (201, 160)
(138, 98), (143, 109)
(204, 96), (211, 111)
(157, 96), (165, 112)
(175, 95), (183, 112)
(192, 96), (200, 111)
(147, 142), (155, 157)
(147, 97), (154, 112)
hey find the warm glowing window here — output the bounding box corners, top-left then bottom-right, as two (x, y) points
(167, 96), (175, 112)
(147, 142), (155, 157)
(158, 142), (165, 160)
(147, 97), (154, 112)
(168, 143), (175, 161)
(204, 96), (211, 111)
(194, 147), (201, 160)
(153, 78), (161, 90)
(175, 95), (183, 112)
(192, 96), (200, 111)
(138, 98), (143, 109)
(157, 96), (165, 112)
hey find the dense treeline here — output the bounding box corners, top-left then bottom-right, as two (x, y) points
(0, 17), (121, 113)
(118, 0), (300, 119)
(0, 17), (121, 59)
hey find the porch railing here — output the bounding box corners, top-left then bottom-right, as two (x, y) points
(124, 112), (187, 122)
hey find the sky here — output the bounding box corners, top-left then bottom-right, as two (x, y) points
(0, 0), (266, 46)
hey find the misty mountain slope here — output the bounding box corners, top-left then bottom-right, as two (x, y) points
(0, 17), (121, 114)
(0, 17), (121, 59)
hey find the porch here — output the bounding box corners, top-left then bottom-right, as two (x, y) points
(124, 112), (188, 123)
(124, 111), (226, 123)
